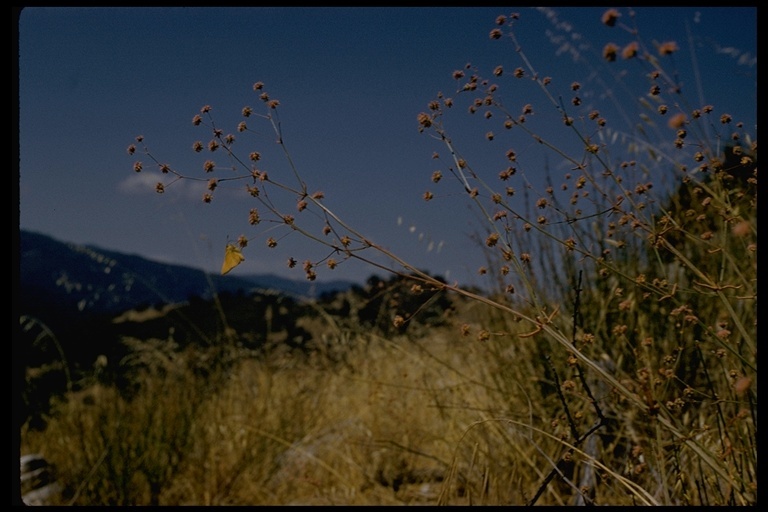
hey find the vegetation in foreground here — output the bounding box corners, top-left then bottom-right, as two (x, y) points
(20, 8), (755, 506)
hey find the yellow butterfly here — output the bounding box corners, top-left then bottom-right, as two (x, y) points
(221, 243), (245, 275)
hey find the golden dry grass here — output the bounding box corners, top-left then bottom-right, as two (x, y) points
(22, 270), (756, 505)
(22, 7), (756, 506)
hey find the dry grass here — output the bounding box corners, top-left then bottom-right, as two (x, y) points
(21, 271), (756, 505)
(21, 7), (755, 506)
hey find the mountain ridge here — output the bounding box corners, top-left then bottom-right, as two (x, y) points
(18, 229), (357, 319)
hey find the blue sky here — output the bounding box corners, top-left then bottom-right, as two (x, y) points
(17, 7), (756, 287)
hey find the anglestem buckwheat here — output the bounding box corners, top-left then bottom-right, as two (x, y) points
(126, 8), (755, 505)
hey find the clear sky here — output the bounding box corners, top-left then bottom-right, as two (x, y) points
(17, 6), (756, 287)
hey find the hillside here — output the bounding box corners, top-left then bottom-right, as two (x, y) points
(19, 230), (355, 317)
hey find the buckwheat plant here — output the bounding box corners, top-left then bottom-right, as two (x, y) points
(128, 8), (755, 505)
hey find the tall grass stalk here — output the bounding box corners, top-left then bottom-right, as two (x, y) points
(23, 7), (755, 505)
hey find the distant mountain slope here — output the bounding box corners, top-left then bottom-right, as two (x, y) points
(18, 230), (355, 319)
